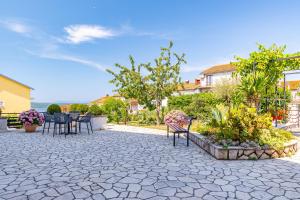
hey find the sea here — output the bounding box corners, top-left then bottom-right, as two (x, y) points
(31, 102), (68, 112)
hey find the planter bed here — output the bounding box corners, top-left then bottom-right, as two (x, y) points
(91, 116), (107, 131)
(0, 118), (7, 132)
(189, 132), (298, 160)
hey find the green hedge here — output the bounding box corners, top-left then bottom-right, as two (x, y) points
(168, 92), (221, 122)
(70, 104), (89, 114)
(47, 104), (62, 114)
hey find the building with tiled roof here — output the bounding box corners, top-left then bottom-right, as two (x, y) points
(282, 80), (300, 91)
(174, 79), (202, 95)
(201, 63), (236, 75)
(199, 63), (236, 88)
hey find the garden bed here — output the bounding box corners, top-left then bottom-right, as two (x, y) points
(189, 132), (298, 160)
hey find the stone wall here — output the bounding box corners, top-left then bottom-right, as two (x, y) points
(189, 132), (298, 160)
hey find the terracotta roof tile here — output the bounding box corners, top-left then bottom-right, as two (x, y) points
(201, 64), (235, 75)
(281, 80), (300, 90)
(177, 83), (200, 91)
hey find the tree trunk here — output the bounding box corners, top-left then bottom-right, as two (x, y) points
(155, 99), (161, 125)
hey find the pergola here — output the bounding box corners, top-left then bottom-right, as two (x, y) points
(272, 55), (300, 127)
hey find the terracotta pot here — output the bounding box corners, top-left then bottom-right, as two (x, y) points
(24, 125), (38, 133)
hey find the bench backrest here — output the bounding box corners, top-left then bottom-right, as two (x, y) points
(186, 117), (195, 131)
(166, 116), (195, 132)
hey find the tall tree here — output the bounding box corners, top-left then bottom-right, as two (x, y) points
(107, 41), (186, 124)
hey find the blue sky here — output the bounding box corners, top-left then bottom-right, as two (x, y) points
(1, 0), (300, 102)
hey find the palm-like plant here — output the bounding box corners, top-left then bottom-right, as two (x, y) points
(210, 104), (228, 129)
(239, 73), (267, 109)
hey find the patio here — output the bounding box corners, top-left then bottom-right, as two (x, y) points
(0, 125), (300, 200)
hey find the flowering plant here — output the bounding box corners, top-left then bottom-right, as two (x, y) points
(19, 109), (44, 127)
(164, 110), (189, 126)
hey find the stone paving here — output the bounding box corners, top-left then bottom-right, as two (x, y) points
(0, 125), (300, 200)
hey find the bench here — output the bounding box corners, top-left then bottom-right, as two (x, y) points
(166, 117), (194, 146)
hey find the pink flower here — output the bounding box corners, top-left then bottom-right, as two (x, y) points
(19, 109), (44, 126)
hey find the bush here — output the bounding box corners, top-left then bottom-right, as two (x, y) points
(88, 104), (104, 116)
(186, 93), (221, 122)
(70, 104), (89, 114)
(206, 104), (294, 150)
(47, 104), (61, 114)
(258, 128), (294, 150)
(168, 93), (220, 122)
(213, 78), (244, 107)
(102, 97), (128, 123)
(168, 95), (193, 110)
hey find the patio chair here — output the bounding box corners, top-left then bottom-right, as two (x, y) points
(77, 113), (93, 134)
(167, 117), (195, 146)
(42, 112), (54, 134)
(53, 113), (69, 137)
(68, 111), (80, 133)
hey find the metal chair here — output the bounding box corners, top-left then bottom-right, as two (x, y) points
(42, 112), (54, 134)
(69, 111), (80, 133)
(53, 113), (69, 137)
(77, 113), (93, 134)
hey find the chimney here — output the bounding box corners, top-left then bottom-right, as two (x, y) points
(195, 79), (201, 85)
(185, 80), (190, 84)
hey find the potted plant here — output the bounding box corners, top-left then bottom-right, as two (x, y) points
(88, 104), (107, 130)
(19, 109), (45, 133)
(0, 108), (7, 132)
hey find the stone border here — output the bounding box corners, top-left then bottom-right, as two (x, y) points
(189, 132), (298, 160)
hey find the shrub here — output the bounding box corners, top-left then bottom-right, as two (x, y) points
(70, 104), (89, 114)
(102, 97), (128, 123)
(88, 104), (104, 116)
(258, 128), (294, 150)
(168, 95), (193, 110)
(213, 78), (244, 107)
(47, 104), (61, 114)
(168, 93), (220, 122)
(206, 104), (294, 150)
(137, 110), (156, 125)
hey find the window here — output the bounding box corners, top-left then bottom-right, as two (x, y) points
(206, 75), (213, 86)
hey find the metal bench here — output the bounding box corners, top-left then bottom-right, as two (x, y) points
(166, 117), (194, 146)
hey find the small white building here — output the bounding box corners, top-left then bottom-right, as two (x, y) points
(198, 63), (236, 90)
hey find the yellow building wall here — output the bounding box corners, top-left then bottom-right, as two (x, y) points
(0, 76), (31, 113)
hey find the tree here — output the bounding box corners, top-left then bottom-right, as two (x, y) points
(107, 41), (186, 125)
(233, 43), (300, 110)
(102, 97), (128, 124)
(212, 78), (243, 107)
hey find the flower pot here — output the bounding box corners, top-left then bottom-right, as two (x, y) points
(91, 116), (107, 130)
(0, 118), (7, 132)
(24, 125), (38, 133)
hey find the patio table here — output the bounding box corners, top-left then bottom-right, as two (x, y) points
(65, 114), (78, 136)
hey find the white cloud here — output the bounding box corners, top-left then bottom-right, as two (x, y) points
(64, 24), (115, 44)
(26, 49), (107, 71)
(0, 20), (31, 34)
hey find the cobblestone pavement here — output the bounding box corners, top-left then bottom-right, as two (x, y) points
(1, 125), (300, 200)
